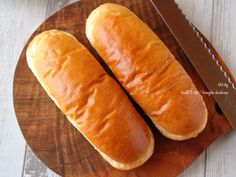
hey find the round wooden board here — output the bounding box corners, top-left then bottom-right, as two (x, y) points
(13, 0), (233, 176)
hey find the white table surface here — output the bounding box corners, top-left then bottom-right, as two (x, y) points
(0, 0), (235, 177)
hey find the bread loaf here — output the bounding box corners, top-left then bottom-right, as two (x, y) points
(26, 30), (154, 170)
(86, 3), (208, 141)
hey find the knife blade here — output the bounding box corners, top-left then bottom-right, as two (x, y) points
(150, 0), (236, 129)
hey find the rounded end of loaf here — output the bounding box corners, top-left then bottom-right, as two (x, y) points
(152, 96), (208, 141)
(26, 29), (155, 170)
(99, 134), (154, 170)
(86, 9), (155, 167)
(68, 117), (154, 171)
(152, 111), (208, 141)
(86, 4), (208, 141)
(86, 3), (127, 45)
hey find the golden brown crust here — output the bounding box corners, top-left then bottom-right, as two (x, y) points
(86, 3), (208, 140)
(26, 30), (154, 170)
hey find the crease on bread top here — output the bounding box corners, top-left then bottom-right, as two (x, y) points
(86, 3), (208, 141)
(26, 29), (154, 170)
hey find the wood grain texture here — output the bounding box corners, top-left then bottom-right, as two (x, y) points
(0, 0), (47, 177)
(13, 0), (233, 176)
(175, 1), (214, 176)
(20, 1), (236, 177)
(175, 0), (213, 41)
(22, 1), (77, 176)
(23, 146), (58, 177)
(206, 0), (236, 177)
(0, 0), (235, 177)
(46, 0), (79, 17)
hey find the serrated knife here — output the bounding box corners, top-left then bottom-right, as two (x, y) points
(150, 0), (236, 129)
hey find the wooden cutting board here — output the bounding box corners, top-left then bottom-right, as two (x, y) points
(13, 0), (234, 176)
